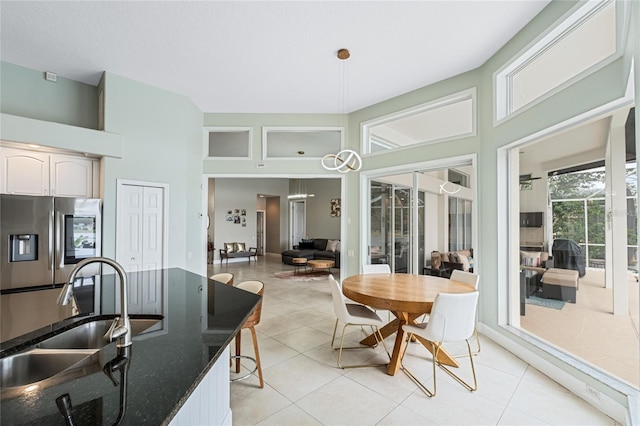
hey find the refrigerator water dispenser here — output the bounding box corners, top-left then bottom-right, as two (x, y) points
(9, 234), (38, 262)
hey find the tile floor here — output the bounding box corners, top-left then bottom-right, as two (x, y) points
(209, 255), (618, 426)
(520, 269), (639, 387)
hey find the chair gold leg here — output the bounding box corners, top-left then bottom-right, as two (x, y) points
(472, 327), (481, 355)
(399, 334), (437, 397)
(401, 336), (477, 397)
(437, 339), (477, 392)
(332, 322), (391, 369)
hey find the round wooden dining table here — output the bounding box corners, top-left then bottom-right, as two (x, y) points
(342, 273), (476, 376)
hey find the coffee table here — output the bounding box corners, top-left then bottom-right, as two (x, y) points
(307, 259), (334, 272)
(292, 257), (308, 275)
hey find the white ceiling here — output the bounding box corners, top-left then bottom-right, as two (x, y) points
(0, 1), (550, 114)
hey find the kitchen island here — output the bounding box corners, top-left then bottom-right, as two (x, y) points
(0, 268), (260, 425)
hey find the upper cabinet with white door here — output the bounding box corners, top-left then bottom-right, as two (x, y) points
(0, 145), (99, 197)
(49, 154), (95, 197)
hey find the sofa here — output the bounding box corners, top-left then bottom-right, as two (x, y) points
(281, 238), (340, 268)
(219, 242), (257, 264)
(427, 249), (474, 277)
(520, 250), (554, 274)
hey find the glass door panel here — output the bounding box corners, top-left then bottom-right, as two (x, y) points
(394, 187), (410, 272)
(370, 182), (391, 265)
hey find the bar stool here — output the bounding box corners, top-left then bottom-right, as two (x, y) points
(209, 272), (234, 286)
(230, 280), (264, 388)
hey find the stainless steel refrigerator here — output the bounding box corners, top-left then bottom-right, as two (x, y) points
(0, 194), (102, 341)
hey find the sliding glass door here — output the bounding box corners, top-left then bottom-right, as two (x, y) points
(365, 163), (474, 276)
(369, 182), (412, 272)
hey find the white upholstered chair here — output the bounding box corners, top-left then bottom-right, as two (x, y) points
(362, 264), (391, 274)
(449, 269), (481, 354)
(400, 291), (479, 397)
(328, 274), (390, 369)
(362, 263), (392, 319)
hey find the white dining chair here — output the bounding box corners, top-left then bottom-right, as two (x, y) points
(449, 269), (481, 354)
(362, 264), (391, 274)
(400, 291), (479, 397)
(362, 264), (392, 319)
(328, 274), (391, 369)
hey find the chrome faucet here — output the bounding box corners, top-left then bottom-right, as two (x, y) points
(58, 257), (132, 348)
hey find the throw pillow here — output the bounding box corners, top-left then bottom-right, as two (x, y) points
(520, 251), (541, 267)
(224, 242), (235, 253)
(458, 255), (470, 271)
(235, 242), (246, 253)
(335, 241), (341, 252)
(431, 251), (441, 269)
(326, 240), (339, 252)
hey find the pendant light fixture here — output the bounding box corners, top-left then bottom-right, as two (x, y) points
(321, 48), (362, 173)
(288, 178), (314, 199)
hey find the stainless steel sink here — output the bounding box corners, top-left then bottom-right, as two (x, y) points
(37, 318), (161, 350)
(0, 348), (98, 388)
(0, 317), (162, 399)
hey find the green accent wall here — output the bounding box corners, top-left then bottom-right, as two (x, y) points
(0, 61), (98, 129)
(101, 72), (203, 272)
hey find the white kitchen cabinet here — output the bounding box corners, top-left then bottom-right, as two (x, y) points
(0, 147), (50, 195)
(50, 154), (94, 197)
(0, 146), (99, 197)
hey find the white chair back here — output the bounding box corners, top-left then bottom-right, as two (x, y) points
(328, 274), (351, 323)
(449, 269), (479, 290)
(423, 291), (479, 343)
(362, 264), (391, 274)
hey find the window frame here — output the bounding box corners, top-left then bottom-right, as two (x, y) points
(361, 88), (477, 156)
(493, 0), (628, 126)
(203, 127), (253, 160)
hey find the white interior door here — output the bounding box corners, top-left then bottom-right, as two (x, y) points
(116, 180), (167, 314)
(290, 200), (306, 248)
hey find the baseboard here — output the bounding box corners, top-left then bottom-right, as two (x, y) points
(478, 323), (633, 425)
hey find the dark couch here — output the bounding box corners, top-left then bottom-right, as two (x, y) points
(281, 238), (340, 268)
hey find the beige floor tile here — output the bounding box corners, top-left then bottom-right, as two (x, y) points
(262, 353), (341, 401)
(230, 382), (292, 426)
(376, 405), (437, 425)
(271, 325), (332, 353)
(208, 256), (620, 426)
(401, 378), (506, 425)
(508, 367), (615, 425)
(497, 407), (551, 425)
(255, 404), (323, 426)
(296, 375), (397, 425)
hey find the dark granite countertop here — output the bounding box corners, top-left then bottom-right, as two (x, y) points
(0, 268), (260, 425)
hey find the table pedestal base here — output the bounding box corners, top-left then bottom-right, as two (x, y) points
(359, 312), (460, 375)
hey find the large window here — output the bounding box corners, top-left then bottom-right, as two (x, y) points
(362, 89), (476, 155)
(549, 165), (637, 270)
(495, 0), (620, 122)
(503, 104), (638, 391)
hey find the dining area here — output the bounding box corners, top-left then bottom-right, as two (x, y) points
(208, 256), (614, 425)
(330, 267), (480, 397)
